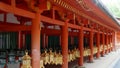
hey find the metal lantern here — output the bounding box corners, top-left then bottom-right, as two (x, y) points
(21, 51), (32, 68)
(17, 50), (25, 62)
(40, 56), (45, 68)
(54, 51), (59, 65)
(8, 50), (15, 63)
(58, 51), (63, 65)
(0, 52), (6, 68)
(48, 49), (54, 64)
(42, 50), (49, 65)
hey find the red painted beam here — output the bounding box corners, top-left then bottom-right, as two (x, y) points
(0, 23), (31, 31)
(0, 2), (35, 18)
(41, 28), (61, 35)
(83, 27), (91, 31)
(41, 15), (64, 25)
(41, 28), (78, 36)
(68, 23), (81, 29)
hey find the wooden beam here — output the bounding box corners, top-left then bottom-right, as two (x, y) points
(0, 2), (35, 18)
(41, 28), (78, 36)
(68, 23), (81, 29)
(0, 23), (31, 31)
(83, 27), (91, 31)
(41, 28), (61, 35)
(41, 15), (64, 25)
(93, 30), (98, 33)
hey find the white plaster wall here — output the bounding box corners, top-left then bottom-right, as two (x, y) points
(41, 22), (44, 27)
(55, 25), (60, 30)
(25, 21), (31, 25)
(7, 13), (20, 24)
(68, 28), (71, 31)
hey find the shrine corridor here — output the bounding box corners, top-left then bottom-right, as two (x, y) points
(0, 0), (120, 68)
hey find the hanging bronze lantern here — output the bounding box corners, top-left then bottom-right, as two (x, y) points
(49, 49), (54, 64)
(74, 48), (80, 58)
(71, 50), (75, 61)
(21, 51), (32, 68)
(41, 50), (49, 65)
(54, 51), (59, 65)
(84, 49), (88, 56)
(87, 49), (91, 56)
(40, 56), (45, 68)
(57, 51), (63, 65)
(68, 50), (72, 62)
(83, 49), (86, 56)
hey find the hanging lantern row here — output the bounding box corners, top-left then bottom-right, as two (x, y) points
(84, 47), (98, 56)
(21, 46), (110, 68)
(40, 48), (80, 65)
(41, 49), (63, 65)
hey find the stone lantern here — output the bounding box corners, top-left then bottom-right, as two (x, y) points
(21, 51), (32, 68)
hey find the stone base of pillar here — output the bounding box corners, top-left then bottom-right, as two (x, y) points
(75, 65), (85, 68)
(87, 60), (94, 63)
(101, 55), (105, 57)
(96, 55), (100, 59)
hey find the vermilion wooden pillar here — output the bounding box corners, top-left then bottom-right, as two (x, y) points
(112, 33), (114, 51)
(110, 34), (113, 51)
(42, 34), (45, 48)
(96, 32), (100, 58)
(112, 32), (116, 51)
(18, 31), (23, 49)
(23, 34), (26, 49)
(108, 35), (111, 52)
(61, 21), (68, 68)
(106, 34), (108, 54)
(31, 12), (40, 68)
(89, 30), (94, 62)
(101, 33), (105, 56)
(78, 27), (84, 66)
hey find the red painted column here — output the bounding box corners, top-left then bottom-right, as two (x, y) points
(110, 34), (113, 51)
(61, 21), (68, 68)
(78, 27), (84, 66)
(31, 12), (40, 68)
(18, 31), (23, 49)
(42, 34), (45, 48)
(101, 33), (105, 56)
(22, 34), (26, 49)
(106, 34), (108, 54)
(89, 30), (94, 62)
(96, 32), (100, 58)
(108, 34), (111, 52)
(108, 35), (110, 52)
(112, 32), (116, 51)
